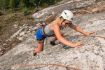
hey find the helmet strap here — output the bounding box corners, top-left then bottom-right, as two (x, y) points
(61, 19), (65, 26)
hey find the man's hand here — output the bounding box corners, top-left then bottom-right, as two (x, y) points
(73, 41), (83, 48)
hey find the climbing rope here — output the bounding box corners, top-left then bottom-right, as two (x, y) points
(12, 63), (80, 70)
(90, 35), (105, 40)
(89, 18), (105, 24)
(65, 34), (105, 40)
(79, 35), (105, 40)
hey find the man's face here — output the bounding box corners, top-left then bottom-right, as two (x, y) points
(62, 20), (72, 26)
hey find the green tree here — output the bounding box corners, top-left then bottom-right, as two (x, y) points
(0, 0), (10, 12)
(9, 0), (19, 10)
(21, 0), (30, 8)
(0, 0), (61, 12)
(0, 0), (3, 9)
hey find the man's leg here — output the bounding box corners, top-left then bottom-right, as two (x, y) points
(34, 41), (44, 56)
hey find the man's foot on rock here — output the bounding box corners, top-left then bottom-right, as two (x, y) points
(50, 41), (56, 46)
(33, 52), (37, 56)
(33, 49), (41, 56)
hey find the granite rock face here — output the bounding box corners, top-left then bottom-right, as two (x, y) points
(0, 12), (105, 70)
(0, 0), (105, 70)
(32, 0), (96, 18)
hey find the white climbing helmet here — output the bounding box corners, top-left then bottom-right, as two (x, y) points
(60, 10), (73, 21)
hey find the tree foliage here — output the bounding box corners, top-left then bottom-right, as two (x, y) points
(0, 0), (60, 11)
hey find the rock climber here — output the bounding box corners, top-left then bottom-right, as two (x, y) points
(34, 10), (94, 55)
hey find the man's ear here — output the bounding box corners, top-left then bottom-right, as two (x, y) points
(60, 17), (65, 22)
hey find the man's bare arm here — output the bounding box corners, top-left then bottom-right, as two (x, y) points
(69, 23), (91, 36)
